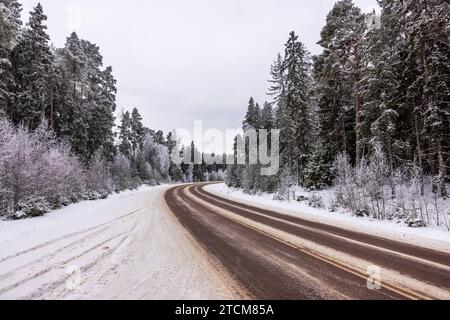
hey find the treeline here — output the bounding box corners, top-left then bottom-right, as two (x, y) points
(115, 108), (226, 190)
(227, 0), (449, 223)
(0, 1), (224, 219)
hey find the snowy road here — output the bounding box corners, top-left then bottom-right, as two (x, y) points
(0, 186), (241, 300)
(1, 183), (449, 300)
(166, 184), (450, 300)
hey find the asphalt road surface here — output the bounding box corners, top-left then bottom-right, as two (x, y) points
(165, 183), (450, 300)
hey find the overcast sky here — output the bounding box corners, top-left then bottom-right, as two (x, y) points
(20, 0), (378, 151)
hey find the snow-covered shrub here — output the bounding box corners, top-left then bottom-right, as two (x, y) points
(86, 190), (101, 201)
(331, 146), (450, 230)
(48, 194), (71, 210)
(307, 194), (325, 209)
(215, 169), (227, 181)
(14, 196), (51, 219)
(204, 170), (226, 182)
(141, 135), (170, 180)
(333, 149), (390, 219)
(365, 145), (389, 220)
(273, 193), (287, 201)
(134, 151), (153, 182)
(275, 168), (296, 201)
(328, 198), (339, 213)
(0, 119), (86, 219)
(407, 217), (427, 228)
(110, 153), (139, 192)
(85, 153), (113, 195)
(333, 153), (363, 215)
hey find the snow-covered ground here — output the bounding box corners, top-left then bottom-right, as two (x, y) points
(205, 184), (450, 253)
(0, 185), (238, 300)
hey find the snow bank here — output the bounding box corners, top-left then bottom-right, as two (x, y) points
(205, 183), (450, 252)
(0, 185), (237, 300)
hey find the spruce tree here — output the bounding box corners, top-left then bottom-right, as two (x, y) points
(81, 39), (117, 161)
(0, 0), (22, 118)
(11, 3), (53, 129)
(118, 111), (132, 158)
(130, 108), (145, 157)
(316, 0), (366, 163)
(278, 31), (312, 187)
(166, 131), (183, 182)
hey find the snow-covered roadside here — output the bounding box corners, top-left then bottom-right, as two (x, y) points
(205, 184), (450, 253)
(0, 186), (157, 251)
(0, 185), (238, 300)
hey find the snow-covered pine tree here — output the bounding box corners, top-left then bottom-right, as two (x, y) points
(226, 135), (245, 188)
(313, 45), (352, 169)
(278, 31), (312, 187)
(260, 102), (278, 192)
(78, 39), (117, 162)
(411, 0), (449, 197)
(268, 53), (285, 104)
(358, 3), (409, 197)
(82, 39), (117, 159)
(0, 0), (22, 118)
(261, 102), (275, 131)
(166, 131), (184, 182)
(53, 32), (89, 157)
(154, 130), (166, 145)
(191, 141), (203, 183)
(130, 107), (145, 157)
(241, 97), (262, 192)
(96, 65), (117, 160)
(367, 0), (450, 197)
(10, 3), (53, 129)
(243, 97), (261, 132)
(316, 0), (366, 164)
(118, 111), (133, 158)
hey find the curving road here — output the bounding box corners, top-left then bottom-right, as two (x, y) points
(165, 183), (450, 300)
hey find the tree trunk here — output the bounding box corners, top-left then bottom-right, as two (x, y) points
(437, 140), (448, 198)
(354, 44), (362, 163)
(414, 116), (425, 196)
(48, 74), (54, 130)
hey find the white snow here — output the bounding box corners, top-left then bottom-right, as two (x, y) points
(205, 183), (450, 253)
(0, 185), (237, 300)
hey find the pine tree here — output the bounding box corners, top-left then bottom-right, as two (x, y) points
(50, 33), (118, 162)
(278, 31), (313, 187)
(191, 141), (203, 182)
(95, 66), (117, 160)
(317, 0), (366, 163)
(260, 102), (278, 192)
(166, 131), (183, 182)
(413, 0), (450, 197)
(0, 0), (22, 118)
(367, 0), (450, 197)
(81, 39), (117, 161)
(154, 130), (166, 145)
(303, 138), (333, 190)
(52, 32), (87, 155)
(10, 3), (53, 129)
(243, 97), (262, 131)
(118, 111), (132, 158)
(261, 102), (275, 131)
(130, 108), (145, 157)
(268, 53), (285, 104)
(241, 98), (263, 192)
(226, 135), (245, 188)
